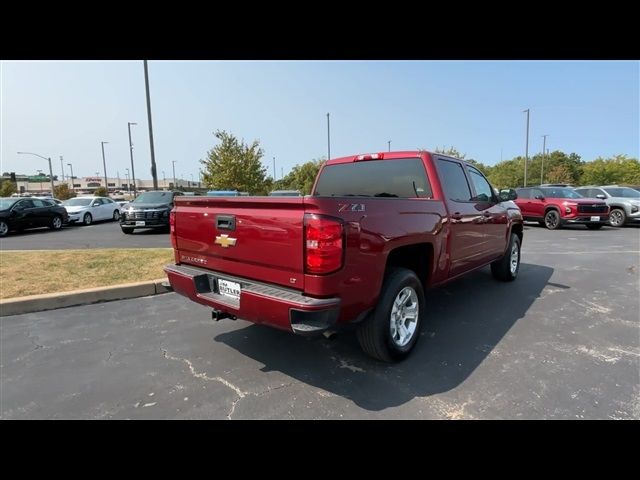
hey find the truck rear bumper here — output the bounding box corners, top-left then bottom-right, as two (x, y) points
(164, 263), (340, 335)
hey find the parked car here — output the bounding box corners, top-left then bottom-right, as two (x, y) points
(120, 190), (183, 234)
(0, 197), (69, 237)
(164, 150), (523, 362)
(574, 186), (640, 227)
(62, 196), (121, 226)
(269, 190), (302, 196)
(515, 186), (609, 230)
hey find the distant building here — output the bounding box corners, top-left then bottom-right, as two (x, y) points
(1, 173), (198, 195)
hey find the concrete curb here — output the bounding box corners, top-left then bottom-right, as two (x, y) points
(0, 279), (171, 317)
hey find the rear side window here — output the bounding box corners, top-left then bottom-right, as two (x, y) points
(31, 199), (46, 208)
(436, 159), (472, 202)
(314, 158), (432, 198)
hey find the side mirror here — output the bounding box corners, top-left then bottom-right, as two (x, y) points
(596, 194), (606, 200)
(499, 189), (518, 201)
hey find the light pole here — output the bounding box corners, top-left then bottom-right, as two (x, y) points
(37, 169), (43, 192)
(60, 156), (65, 182)
(190, 173), (194, 187)
(388, 140), (391, 152)
(273, 157), (276, 180)
(125, 168), (130, 195)
(523, 109), (530, 187)
(326, 112), (331, 160)
(17, 152), (55, 195)
(162, 171), (166, 189)
(172, 161), (177, 190)
(541, 134), (548, 185)
(128, 122), (138, 197)
(67, 163), (75, 191)
(143, 61), (159, 189)
(100, 141), (109, 195)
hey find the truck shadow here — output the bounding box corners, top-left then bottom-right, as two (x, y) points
(213, 262), (557, 411)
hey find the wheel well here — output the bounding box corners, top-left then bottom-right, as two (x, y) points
(384, 243), (433, 290)
(511, 223), (523, 244)
(544, 206), (560, 215)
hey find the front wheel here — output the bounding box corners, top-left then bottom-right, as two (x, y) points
(491, 233), (521, 282)
(0, 220), (8, 237)
(83, 213), (93, 226)
(544, 210), (561, 230)
(121, 227), (134, 234)
(356, 267), (425, 363)
(609, 208), (626, 227)
(113, 210), (120, 221)
(586, 224), (603, 230)
(50, 215), (63, 230)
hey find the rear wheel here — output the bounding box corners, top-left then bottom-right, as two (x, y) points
(491, 233), (521, 281)
(356, 267), (425, 363)
(83, 213), (93, 226)
(121, 227), (134, 234)
(544, 210), (561, 230)
(0, 220), (8, 237)
(586, 224), (603, 230)
(609, 208), (626, 227)
(50, 215), (63, 230)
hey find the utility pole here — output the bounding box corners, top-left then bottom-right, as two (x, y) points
(101, 141), (109, 195)
(128, 122), (138, 197)
(172, 160), (177, 190)
(273, 157), (276, 179)
(541, 134), (548, 185)
(143, 60), (158, 189)
(388, 140), (391, 152)
(125, 168), (130, 195)
(17, 152), (54, 195)
(60, 156), (65, 182)
(281, 166), (283, 179)
(67, 163), (75, 191)
(326, 112), (331, 161)
(117, 170), (121, 191)
(523, 109), (530, 187)
(162, 170), (166, 189)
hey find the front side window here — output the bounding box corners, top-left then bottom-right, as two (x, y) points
(436, 159), (472, 202)
(467, 166), (494, 202)
(603, 187), (640, 198)
(313, 158), (432, 198)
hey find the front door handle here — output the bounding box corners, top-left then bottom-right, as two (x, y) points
(451, 212), (463, 221)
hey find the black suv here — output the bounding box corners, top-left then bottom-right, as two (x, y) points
(120, 191), (183, 234)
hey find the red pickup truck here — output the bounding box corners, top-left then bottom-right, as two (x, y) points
(165, 151), (524, 362)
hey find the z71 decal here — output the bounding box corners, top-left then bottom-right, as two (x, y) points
(338, 203), (366, 212)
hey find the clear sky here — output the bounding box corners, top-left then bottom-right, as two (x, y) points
(1, 60), (638, 182)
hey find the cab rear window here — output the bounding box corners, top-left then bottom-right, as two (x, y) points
(313, 158), (432, 198)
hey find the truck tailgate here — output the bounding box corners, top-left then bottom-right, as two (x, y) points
(174, 197), (305, 290)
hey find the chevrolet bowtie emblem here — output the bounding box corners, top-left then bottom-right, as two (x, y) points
(215, 234), (237, 248)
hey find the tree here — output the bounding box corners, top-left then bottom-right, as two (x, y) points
(435, 146), (466, 159)
(274, 158), (325, 195)
(546, 165), (574, 184)
(0, 180), (17, 197)
(200, 130), (269, 195)
(580, 155), (640, 185)
(94, 187), (108, 197)
(53, 184), (76, 200)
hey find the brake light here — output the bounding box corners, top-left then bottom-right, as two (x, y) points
(304, 214), (343, 274)
(355, 153), (384, 161)
(169, 209), (177, 249)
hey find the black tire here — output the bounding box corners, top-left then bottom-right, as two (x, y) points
(491, 233), (521, 282)
(356, 267), (425, 363)
(609, 208), (626, 227)
(586, 224), (603, 230)
(0, 220), (8, 237)
(83, 213), (93, 226)
(538, 221), (546, 228)
(544, 209), (561, 230)
(113, 210), (120, 221)
(121, 227), (134, 234)
(50, 215), (63, 231)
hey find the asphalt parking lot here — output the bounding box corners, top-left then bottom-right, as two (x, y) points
(1, 225), (638, 419)
(0, 221), (170, 250)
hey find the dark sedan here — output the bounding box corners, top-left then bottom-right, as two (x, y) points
(0, 197), (69, 237)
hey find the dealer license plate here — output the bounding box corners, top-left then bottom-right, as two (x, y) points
(590, 216), (600, 222)
(218, 279), (241, 300)
(135, 221), (146, 226)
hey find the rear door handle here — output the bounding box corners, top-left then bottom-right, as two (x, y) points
(483, 211), (492, 217)
(451, 213), (463, 220)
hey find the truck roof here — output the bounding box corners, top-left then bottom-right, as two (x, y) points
(325, 150), (473, 166)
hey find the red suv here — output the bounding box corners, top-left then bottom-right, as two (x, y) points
(515, 186), (609, 230)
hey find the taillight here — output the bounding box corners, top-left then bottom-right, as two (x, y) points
(304, 214), (343, 274)
(169, 209), (177, 249)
